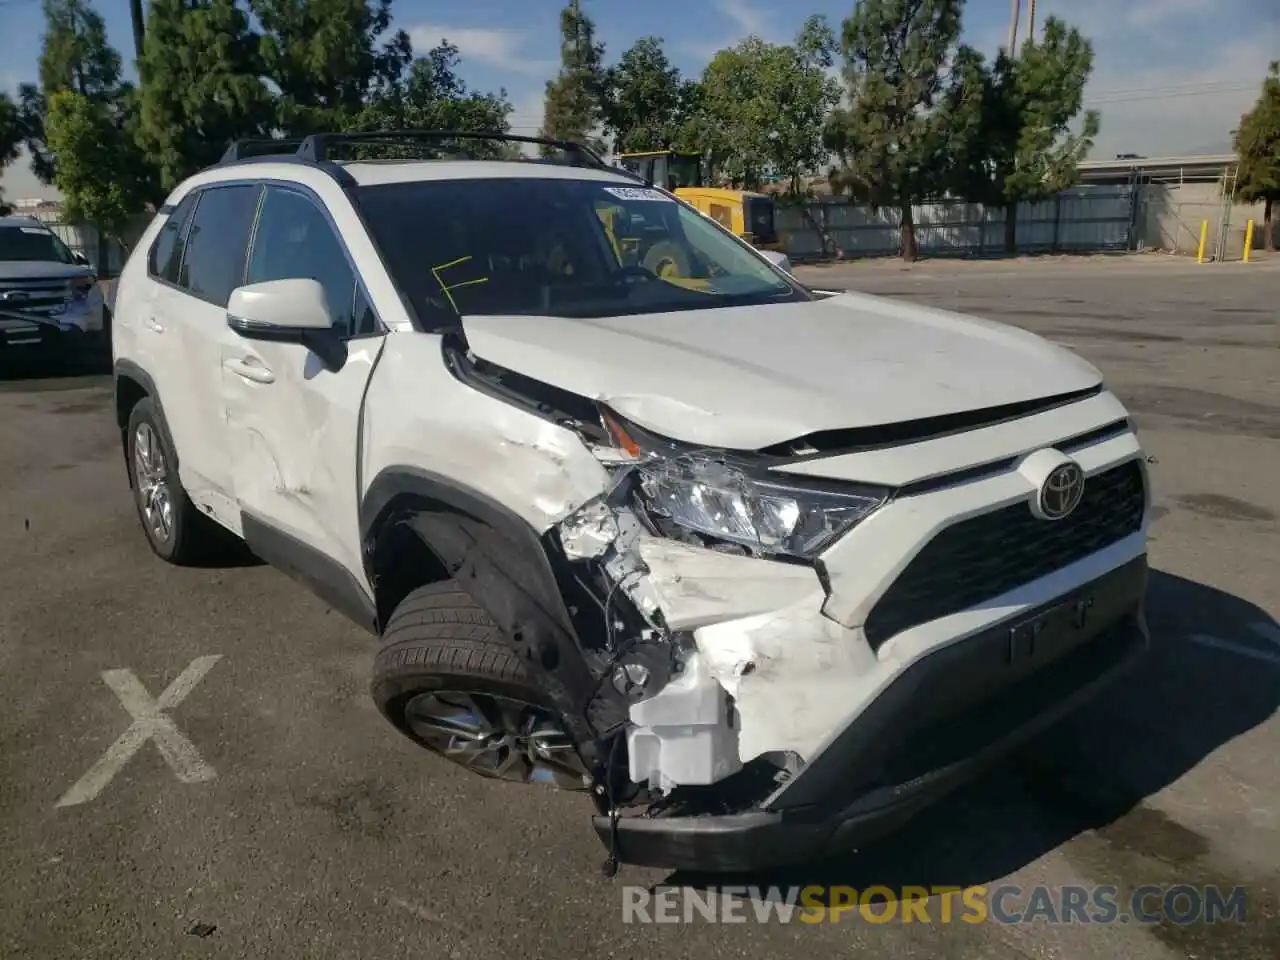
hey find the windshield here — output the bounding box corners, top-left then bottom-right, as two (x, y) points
(665, 155), (701, 189)
(0, 225), (77, 264)
(356, 177), (808, 329)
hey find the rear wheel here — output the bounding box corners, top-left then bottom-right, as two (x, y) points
(372, 581), (589, 789)
(125, 397), (225, 564)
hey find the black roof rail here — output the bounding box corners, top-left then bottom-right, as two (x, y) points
(295, 129), (610, 168)
(219, 138), (306, 163)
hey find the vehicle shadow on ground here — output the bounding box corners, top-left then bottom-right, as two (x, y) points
(0, 352), (111, 385)
(665, 569), (1278, 895)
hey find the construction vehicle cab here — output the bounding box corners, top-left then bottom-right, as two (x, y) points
(616, 150), (779, 249)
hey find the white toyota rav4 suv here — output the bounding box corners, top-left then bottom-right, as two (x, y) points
(112, 131), (1151, 873)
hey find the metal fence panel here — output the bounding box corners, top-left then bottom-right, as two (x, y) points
(23, 212), (151, 277)
(776, 184), (1135, 260)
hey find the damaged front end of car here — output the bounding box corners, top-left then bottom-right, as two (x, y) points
(437, 335), (1151, 875)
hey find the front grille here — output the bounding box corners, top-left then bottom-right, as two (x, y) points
(863, 459), (1146, 649)
(0, 277), (72, 316)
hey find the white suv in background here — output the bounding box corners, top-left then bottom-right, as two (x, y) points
(0, 215), (107, 357)
(111, 131), (1151, 874)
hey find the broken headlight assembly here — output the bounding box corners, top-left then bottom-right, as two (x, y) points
(603, 411), (888, 560)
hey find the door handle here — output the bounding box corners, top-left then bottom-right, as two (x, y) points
(222, 356), (275, 384)
(144, 316), (164, 333)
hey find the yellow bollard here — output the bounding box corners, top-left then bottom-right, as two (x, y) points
(1197, 220), (1209, 263)
(1244, 219), (1255, 263)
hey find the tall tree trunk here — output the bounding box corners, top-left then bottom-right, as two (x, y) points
(1004, 201), (1018, 253)
(1265, 197), (1275, 252)
(900, 202), (918, 262)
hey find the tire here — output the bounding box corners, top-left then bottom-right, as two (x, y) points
(372, 581), (588, 788)
(97, 306), (113, 356)
(125, 397), (222, 564)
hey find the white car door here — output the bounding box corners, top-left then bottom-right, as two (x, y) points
(125, 194), (199, 479)
(220, 184), (386, 601)
(149, 183), (264, 532)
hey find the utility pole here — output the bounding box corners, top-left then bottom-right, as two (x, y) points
(1007, 0), (1021, 56)
(1027, 0), (1037, 45)
(129, 0), (145, 60)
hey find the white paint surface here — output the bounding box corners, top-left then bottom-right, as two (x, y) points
(55, 655), (222, 809)
(362, 335), (612, 533)
(461, 292), (1103, 449)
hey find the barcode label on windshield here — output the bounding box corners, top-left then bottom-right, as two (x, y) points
(602, 187), (673, 202)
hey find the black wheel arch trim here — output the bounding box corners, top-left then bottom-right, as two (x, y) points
(114, 358), (180, 477)
(360, 466), (628, 758)
(240, 512), (378, 634)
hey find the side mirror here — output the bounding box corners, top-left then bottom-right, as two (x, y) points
(759, 249), (792, 274)
(73, 253), (90, 266)
(227, 278), (334, 340)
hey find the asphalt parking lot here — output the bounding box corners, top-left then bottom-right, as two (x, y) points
(1, 255), (1277, 958)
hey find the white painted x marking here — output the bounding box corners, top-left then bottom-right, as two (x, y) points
(1189, 622), (1280, 668)
(55, 655), (223, 809)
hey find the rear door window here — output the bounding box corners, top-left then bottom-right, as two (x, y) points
(147, 194), (196, 283)
(179, 184), (263, 307)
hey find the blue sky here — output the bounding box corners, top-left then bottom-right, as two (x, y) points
(3, 0), (1278, 199)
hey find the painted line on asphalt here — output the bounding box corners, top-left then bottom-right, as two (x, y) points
(55, 655), (223, 808)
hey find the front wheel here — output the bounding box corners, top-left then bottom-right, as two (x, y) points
(372, 581), (590, 789)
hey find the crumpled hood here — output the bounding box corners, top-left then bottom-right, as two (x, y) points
(461, 291), (1103, 450)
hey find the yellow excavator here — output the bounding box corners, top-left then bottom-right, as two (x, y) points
(615, 150), (779, 250)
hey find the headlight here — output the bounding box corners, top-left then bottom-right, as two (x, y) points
(633, 456), (885, 559)
(69, 276), (95, 301)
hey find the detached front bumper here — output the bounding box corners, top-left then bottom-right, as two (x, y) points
(593, 556), (1149, 872)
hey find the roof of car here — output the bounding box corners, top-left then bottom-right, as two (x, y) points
(0, 215), (48, 228)
(337, 160), (636, 186)
(185, 156), (640, 196)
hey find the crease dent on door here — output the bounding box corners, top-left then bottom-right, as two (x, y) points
(231, 349), (374, 566)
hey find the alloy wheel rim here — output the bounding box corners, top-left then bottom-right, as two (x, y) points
(404, 691), (588, 789)
(133, 422), (173, 542)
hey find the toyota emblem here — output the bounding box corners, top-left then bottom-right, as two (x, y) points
(1039, 462), (1086, 520)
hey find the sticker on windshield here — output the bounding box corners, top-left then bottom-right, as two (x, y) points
(602, 186), (673, 202)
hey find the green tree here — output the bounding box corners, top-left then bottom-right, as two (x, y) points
(347, 41), (514, 157)
(698, 23), (840, 191)
(955, 16), (1099, 252)
(19, 0), (127, 185)
(824, 0), (969, 261)
(38, 0), (122, 96)
(540, 0), (607, 154)
(135, 0), (275, 191)
(1233, 61), (1280, 252)
(603, 37), (686, 154)
(0, 93), (24, 214)
(44, 89), (152, 244)
(250, 0), (411, 134)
